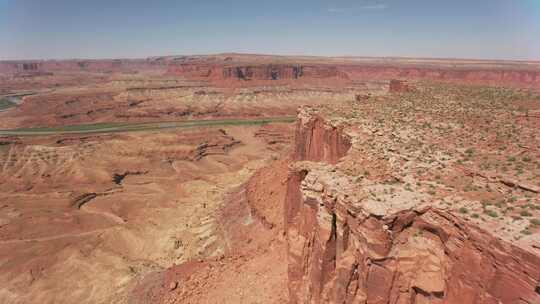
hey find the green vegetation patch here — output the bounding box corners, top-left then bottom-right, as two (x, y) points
(0, 98), (17, 111)
(0, 117), (296, 136)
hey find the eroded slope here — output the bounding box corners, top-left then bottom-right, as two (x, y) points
(0, 123), (293, 304)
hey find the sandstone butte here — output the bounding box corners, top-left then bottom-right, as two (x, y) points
(0, 54), (539, 304)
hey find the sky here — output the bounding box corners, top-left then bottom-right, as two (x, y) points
(0, 0), (539, 60)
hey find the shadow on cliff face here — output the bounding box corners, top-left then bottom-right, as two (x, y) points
(293, 114), (351, 164)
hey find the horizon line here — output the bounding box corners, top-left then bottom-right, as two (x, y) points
(1, 52), (539, 64)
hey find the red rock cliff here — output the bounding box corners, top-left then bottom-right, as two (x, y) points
(168, 60), (540, 89)
(292, 108), (351, 164)
(284, 110), (540, 304)
(167, 63), (348, 82)
(0, 59), (166, 75)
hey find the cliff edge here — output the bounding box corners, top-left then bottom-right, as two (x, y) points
(285, 83), (540, 303)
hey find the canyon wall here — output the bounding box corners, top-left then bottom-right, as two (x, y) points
(167, 64), (347, 81)
(0, 59), (167, 75)
(284, 109), (540, 304)
(168, 61), (540, 88)
(166, 64), (215, 78)
(3, 56), (539, 88)
(341, 65), (540, 88)
(292, 109), (351, 164)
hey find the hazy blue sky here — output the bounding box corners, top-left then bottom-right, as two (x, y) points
(0, 0), (539, 60)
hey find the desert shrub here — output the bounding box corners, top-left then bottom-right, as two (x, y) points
(520, 210), (533, 217)
(485, 210), (498, 218)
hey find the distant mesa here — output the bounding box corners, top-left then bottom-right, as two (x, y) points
(167, 63), (348, 82)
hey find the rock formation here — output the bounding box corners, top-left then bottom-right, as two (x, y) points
(164, 54), (540, 88)
(167, 63), (347, 82)
(292, 110), (351, 164)
(0, 58), (167, 75)
(2, 54), (540, 88)
(284, 107), (540, 304)
(389, 79), (413, 93)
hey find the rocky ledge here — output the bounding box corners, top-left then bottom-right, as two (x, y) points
(285, 86), (540, 304)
